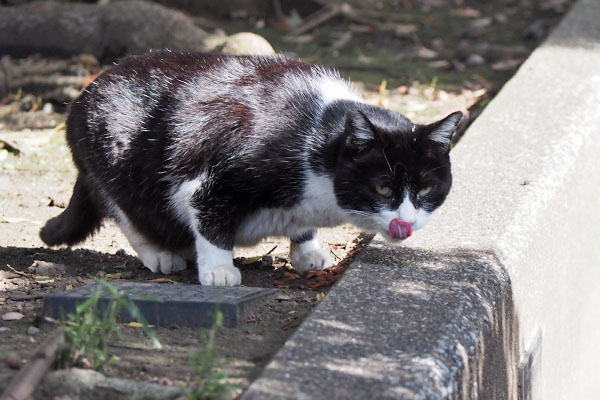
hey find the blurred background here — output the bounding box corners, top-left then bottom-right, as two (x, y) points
(0, 0), (571, 135)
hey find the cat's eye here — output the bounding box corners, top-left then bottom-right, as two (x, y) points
(418, 186), (432, 197)
(375, 185), (392, 197)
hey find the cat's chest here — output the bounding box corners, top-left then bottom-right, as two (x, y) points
(234, 173), (345, 245)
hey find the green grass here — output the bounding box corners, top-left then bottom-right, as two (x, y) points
(187, 294), (237, 400)
(56, 278), (162, 371)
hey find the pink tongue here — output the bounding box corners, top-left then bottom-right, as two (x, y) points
(388, 219), (412, 240)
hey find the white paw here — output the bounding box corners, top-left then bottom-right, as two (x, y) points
(291, 248), (334, 274)
(199, 264), (241, 286)
(137, 247), (187, 274)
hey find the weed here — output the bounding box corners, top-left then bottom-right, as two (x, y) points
(187, 295), (237, 400)
(57, 278), (162, 371)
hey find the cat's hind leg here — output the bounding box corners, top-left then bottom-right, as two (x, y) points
(290, 230), (334, 274)
(114, 210), (187, 275)
(40, 174), (105, 246)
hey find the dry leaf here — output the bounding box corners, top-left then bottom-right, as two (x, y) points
(2, 311), (24, 321)
(124, 322), (143, 328)
(148, 278), (177, 284)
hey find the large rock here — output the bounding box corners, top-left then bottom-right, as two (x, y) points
(222, 32), (275, 56)
(0, 1), (210, 60)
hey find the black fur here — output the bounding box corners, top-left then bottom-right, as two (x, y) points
(41, 51), (461, 261)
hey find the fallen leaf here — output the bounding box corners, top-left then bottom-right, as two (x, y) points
(272, 280), (286, 287)
(148, 278), (177, 284)
(284, 271), (300, 281)
(124, 322), (143, 328)
(34, 275), (55, 284)
(450, 7), (481, 18)
(241, 255), (263, 265)
(491, 58), (524, 71)
(330, 265), (347, 275)
(316, 292), (326, 301)
(2, 311), (24, 321)
(106, 272), (123, 279)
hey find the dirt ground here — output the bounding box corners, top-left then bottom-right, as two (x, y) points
(0, 1), (572, 398)
(0, 140), (367, 394)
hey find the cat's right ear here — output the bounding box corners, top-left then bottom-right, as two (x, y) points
(343, 110), (378, 156)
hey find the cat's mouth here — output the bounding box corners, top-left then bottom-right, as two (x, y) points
(388, 218), (412, 240)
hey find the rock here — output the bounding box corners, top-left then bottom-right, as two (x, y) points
(466, 54), (486, 65)
(524, 20), (548, 41)
(27, 326), (40, 335)
(1, 311), (24, 321)
(28, 260), (67, 277)
(221, 32), (275, 56)
(0, 1), (209, 60)
(2, 354), (24, 370)
(40, 368), (186, 400)
(0, 327), (10, 333)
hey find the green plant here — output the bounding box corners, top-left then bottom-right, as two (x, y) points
(57, 278), (162, 371)
(187, 298), (237, 400)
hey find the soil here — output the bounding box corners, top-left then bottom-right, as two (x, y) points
(0, 1), (572, 398)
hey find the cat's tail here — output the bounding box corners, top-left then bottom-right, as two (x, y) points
(40, 174), (104, 246)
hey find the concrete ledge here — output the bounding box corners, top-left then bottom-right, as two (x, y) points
(244, 0), (600, 398)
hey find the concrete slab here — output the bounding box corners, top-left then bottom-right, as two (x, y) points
(43, 283), (276, 328)
(243, 0), (600, 398)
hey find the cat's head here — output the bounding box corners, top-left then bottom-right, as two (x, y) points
(334, 107), (462, 242)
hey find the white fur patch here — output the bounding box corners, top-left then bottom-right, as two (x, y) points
(319, 78), (362, 104)
(169, 177), (205, 230)
(290, 236), (334, 274)
(235, 172), (345, 245)
(113, 207), (187, 274)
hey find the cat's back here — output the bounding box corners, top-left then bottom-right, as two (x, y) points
(69, 52), (360, 162)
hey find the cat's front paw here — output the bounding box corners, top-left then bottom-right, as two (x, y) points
(199, 264), (241, 286)
(138, 248), (187, 275)
(291, 247), (334, 274)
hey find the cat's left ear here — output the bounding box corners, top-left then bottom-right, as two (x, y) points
(422, 111), (463, 152)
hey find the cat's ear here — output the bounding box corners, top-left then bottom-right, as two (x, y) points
(343, 110), (380, 154)
(422, 111), (463, 153)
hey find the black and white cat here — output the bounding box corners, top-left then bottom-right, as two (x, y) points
(40, 51), (462, 286)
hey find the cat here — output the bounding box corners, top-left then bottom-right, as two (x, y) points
(40, 51), (462, 286)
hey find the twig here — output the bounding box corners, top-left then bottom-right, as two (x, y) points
(265, 245), (278, 255)
(0, 140), (21, 156)
(0, 294), (45, 302)
(288, 4), (341, 36)
(0, 330), (66, 400)
(5, 264), (33, 280)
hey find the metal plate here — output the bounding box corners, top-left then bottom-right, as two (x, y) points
(43, 283), (277, 328)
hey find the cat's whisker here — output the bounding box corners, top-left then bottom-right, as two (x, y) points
(422, 164), (450, 178)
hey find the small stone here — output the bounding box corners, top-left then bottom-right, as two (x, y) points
(466, 54), (485, 65)
(0, 327), (10, 333)
(42, 103), (54, 114)
(115, 249), (129, 257)
(122, 270), (135, 279)
(262, 255), (274, 264)
(27, 326), (40, 335)
(2, 354), (24, 369)
(28, 260), (66, 276)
